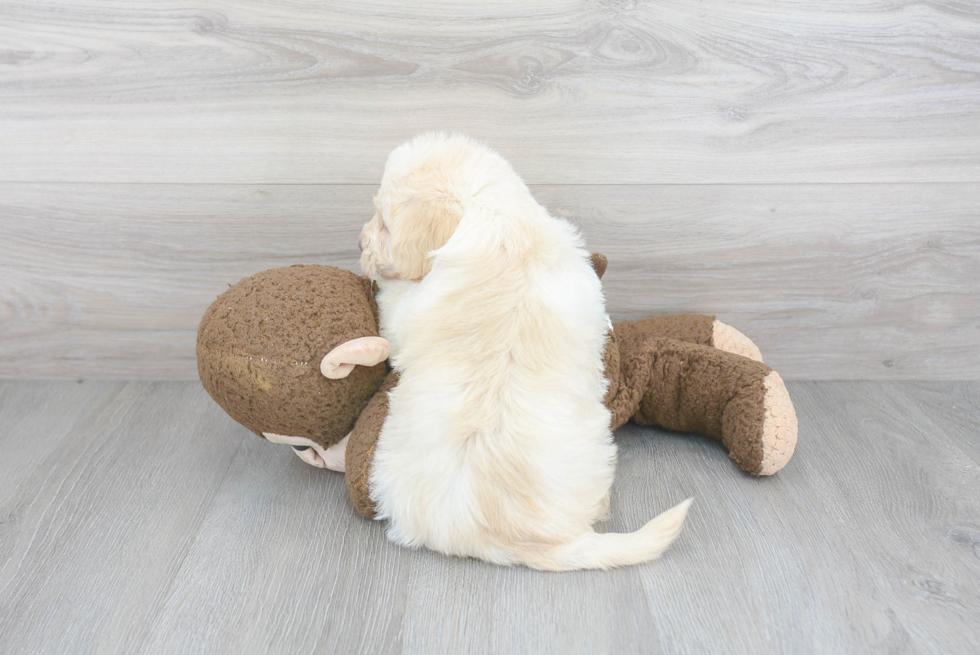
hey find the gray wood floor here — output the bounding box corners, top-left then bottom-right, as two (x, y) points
(1, 380), (977, 654)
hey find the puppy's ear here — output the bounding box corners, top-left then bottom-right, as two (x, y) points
(389, 178), (463, 280)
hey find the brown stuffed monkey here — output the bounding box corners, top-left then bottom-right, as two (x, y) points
(196, 265), (392, 469)
(198, 257), (797, 519)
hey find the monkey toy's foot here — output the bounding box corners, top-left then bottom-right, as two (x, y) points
(711, 320), (763, 363)
(724, 369), (797, 475)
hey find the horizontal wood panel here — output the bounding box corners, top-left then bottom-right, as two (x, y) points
(1, 182), (976, 380)
(1, 1), (978, 184)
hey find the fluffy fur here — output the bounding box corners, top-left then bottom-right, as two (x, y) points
(359, 133), (690, 571)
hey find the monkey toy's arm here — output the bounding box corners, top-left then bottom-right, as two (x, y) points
(344, 372), (399, 518)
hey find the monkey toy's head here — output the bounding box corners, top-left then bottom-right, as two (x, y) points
(197, 265), (390, 467)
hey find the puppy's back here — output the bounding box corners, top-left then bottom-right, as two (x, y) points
(373, 192), (618, 560)
(369, 133), (690, 569)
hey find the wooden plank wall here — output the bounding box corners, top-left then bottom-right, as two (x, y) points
(1, 1), (978, 380)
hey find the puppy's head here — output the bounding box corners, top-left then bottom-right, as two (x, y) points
(360, 133), (501, 281)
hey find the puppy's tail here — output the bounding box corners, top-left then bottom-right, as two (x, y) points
(521, 498), (693, 572)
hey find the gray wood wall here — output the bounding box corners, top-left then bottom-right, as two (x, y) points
(1, 1), (978, 380)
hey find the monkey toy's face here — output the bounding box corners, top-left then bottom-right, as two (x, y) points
(197, 265), (390, 469)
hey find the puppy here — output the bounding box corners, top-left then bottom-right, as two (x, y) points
(359, 133), (691, 571)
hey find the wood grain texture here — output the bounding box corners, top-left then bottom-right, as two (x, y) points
(0, 380), (112, 508)
(0, 381), (245, 654)
(140, 431), (411, 654)
(543, 183), (980, 380)
(1, 1), (978, 184)
(1, 182), (977, 380)
(0, 381), (978, 653)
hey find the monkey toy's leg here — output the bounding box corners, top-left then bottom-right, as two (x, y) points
(613, 314), (764, 363)
(611, 334), (797, 476)
(344, 372), (399, 519)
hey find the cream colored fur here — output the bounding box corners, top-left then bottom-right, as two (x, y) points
(359, 133), (690, 571)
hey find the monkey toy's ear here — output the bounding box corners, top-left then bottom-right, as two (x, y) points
(321, 337), (391, 379)
(590, 253), (608, 280)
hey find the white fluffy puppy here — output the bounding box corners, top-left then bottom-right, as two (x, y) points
(359, 133), (690, 571)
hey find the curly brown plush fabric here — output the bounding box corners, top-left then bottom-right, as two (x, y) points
(589, 253), (608, 280)
(604, 314), (798, 475)
(606, 315), (716, 429)
(345, 372), (399, 519)
(197, 265), (386, 448)
(609, 334), (771, 474)
(613, 314), (715, 353)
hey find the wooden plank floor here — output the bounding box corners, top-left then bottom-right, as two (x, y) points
(0, 380), (977, 654)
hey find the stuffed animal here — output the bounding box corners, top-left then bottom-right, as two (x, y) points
(196, 265), (391, 468)
(198, 257), (797, 518)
